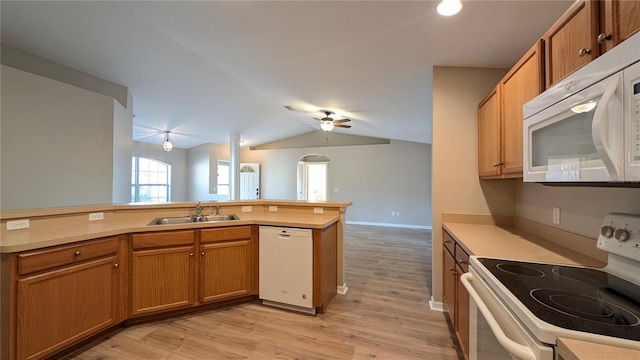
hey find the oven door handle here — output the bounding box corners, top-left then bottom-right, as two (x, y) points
(460, 273), (536, 360)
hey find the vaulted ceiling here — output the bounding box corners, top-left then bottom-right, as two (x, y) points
(1, 1), (572, 148)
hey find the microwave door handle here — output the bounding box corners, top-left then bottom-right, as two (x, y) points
(591, 74), (622, 180)
(460, 273), (536, 360)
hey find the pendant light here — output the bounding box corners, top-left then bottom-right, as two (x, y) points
(162, 131), (173, 152)
(437, 0), (462, 16)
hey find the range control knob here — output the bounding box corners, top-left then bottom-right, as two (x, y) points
(613, 228), (630, 242)
(600, 226), (615, 238)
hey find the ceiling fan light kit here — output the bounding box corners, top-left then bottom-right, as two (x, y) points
(313, 110), (352, 132)
(162, 131), (173, 151)
(437, 0), (462, 16)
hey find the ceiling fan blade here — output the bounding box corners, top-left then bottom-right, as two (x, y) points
(313, 118), (322, 122)
(335, 124), (352, 128)
(333, 119), (351, 123)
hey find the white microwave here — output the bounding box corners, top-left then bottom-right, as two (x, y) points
(523, 32), (640, 184)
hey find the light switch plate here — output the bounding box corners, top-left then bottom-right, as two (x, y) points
(269, 206), (278, 212)
(242, 206), (252, 213)
(7, 219), (30, 230)
(552, 207), (561, 225)
(89, 212), (104, 221)
(314, 207), (324, 214)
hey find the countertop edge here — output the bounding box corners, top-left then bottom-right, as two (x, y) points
(1, 216), (339, 253)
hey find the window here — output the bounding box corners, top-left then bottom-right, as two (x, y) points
(217, 160), (229, 195)
(131, 157), (171, 202)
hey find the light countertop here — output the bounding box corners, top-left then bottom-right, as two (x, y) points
(1, 212), (339, 253)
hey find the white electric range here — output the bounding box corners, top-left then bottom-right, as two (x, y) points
(461, 213), (640, 360)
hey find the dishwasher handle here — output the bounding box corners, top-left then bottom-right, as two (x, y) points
(460, 272), (536, 360)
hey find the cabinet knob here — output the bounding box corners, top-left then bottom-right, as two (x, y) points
(444, 239), (451, 244)
(578, 48), (591, 57)
(458, 259), (467, 264)
(114, 263), (119, 268)
(189, 252), (194, 257)
(201, 251), (205, 256)
(74, 250), (81, 256)
(449, 267), (457, 276)
(492, 161), (504, 167)
(596, 33), (612, 44)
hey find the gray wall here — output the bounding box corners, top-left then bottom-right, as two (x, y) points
(516, 183), (640, 239)
(241, 140), (432, 227)
(132, 141), (188, 202)
(1, 65), (117, 210)
(187, 143), (230, 201)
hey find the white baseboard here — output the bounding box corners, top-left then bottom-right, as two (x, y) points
(346, 221), (432, 230)
(429, 296), (445, 312)
(337, 283), (348, 295)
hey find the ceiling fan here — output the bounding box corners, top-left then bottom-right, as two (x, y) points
(313, 111), (352, 132)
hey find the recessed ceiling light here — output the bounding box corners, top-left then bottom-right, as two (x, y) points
(437, 0), (462, 16)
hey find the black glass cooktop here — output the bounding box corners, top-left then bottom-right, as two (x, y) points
(478, 258), (640, 342)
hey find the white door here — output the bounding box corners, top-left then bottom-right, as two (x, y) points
(240, 163), (260, 199)
(306, 163), (327, 201)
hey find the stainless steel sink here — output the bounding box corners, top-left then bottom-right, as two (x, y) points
(147, 214), (239, 226)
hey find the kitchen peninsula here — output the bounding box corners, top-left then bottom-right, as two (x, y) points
(0, 200), (351, 360)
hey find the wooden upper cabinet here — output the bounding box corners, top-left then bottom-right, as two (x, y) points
(478, 85), (502, 178)
(544, 0), (600, 88)
(600, 0), (640, 52)
(500, 40), (544, 176)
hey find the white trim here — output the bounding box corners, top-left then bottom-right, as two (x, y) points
(346, 220), (432, 230)
(429, 296), (445, 312)
(337, 283), (348, 295)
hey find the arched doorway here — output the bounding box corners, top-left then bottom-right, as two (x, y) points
(297, 154), (329, 201)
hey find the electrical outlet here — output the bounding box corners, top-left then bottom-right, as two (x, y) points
(242, 206), (252, 213)
(7, 219), (30, 230)
(334, 187), (339, 192)
(89, 212), (104, 221)
(391, 211), (396, 216)
(269, 206), (278, 212)
(314, 207), (324, 214)
(552, 207), (561, 225)
(397, 211), (400, 217)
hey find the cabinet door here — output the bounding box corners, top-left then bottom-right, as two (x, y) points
(600, 0), (640, 52)
(130, 246), (195, 316)
(545, 0), (600, 87)
(17, 256), (119, 360)
(500, 40), (544, 177)
(200, 240), (252, 303)
(478, 85), (502, 177)
(442, 248), (457, 327)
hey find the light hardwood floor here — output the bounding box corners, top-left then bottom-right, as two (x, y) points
(71, 224), (460, 360)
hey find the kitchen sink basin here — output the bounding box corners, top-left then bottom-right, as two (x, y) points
(147, 214), (240, 226)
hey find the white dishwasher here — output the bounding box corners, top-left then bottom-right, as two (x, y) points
(259, 226), (314, 314)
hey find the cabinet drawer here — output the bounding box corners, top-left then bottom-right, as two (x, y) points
(131, 230), (194, 249)
(18, 236), (119, 276)
(443, 230), (456, 256)
(201, 226), (252, 243)
(455, 243), (470, 273)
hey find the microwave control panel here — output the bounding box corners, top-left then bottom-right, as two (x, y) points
(633, 80), (640, 162)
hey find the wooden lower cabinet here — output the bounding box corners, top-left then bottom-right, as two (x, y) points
(200, 239), (253, 303)
(130, 246), (195, 315)
(442, 229), (470, 360)
(13, 237), (121, 360)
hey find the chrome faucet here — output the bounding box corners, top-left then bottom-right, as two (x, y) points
(195, 201), (212, 216)
(195, 201), (220, 217)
